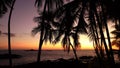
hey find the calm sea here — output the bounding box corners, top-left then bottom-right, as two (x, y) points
(0, 50), (119, 66)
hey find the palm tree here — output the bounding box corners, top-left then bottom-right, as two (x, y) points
(32, 11), (57, 62)
(90, 1), (115, 65)
(8, 0), (16, 67)
(33, 0), (120, 66)
(53, 29), (80, 60)
(34, 0), (64, 63)
(0, 0), (16, 67)
(53, 0), (88, 60)
(53, 0), (120, 67)
(88, 7), (105, 67)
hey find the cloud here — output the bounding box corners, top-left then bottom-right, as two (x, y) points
(2, 33), (16, 37)
(0, 31), (16, 37)
(0, 30), (1, 35)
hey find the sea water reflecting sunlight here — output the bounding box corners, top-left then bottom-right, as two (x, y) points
(0, 50), (119, 66)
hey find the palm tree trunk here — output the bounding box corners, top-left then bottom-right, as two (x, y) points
(8, 0), (16, 67)
(104, 20), (115, 64)
(70, 44), (78, 61)
(37, 33), (44, 63)
(37, 0), (47, 63)
(89, 10), (104, 67)
(101, 4), (115, 64)
(94, 11), (110, 60)
(89, 8), (105, 59)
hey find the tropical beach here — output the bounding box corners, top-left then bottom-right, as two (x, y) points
(0, 50), (95, 66)
(1, 0), (120, 68)
(0, 50), (120, 68)
(0, 55), (120, 68)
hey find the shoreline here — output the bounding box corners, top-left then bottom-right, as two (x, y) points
(0, 56), (92, 68)
(0, 56), (120, 68)
(0, 56), (93, 65)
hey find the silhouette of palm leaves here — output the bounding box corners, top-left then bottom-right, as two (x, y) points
(32, 11), (57, 43)
(0, 0), (14, 17)
(33, 0), (64, 62)
(33, 0), (120, 64)
(35, 0), (63, 9)
(53, 0), (88, 52)
(53, 0), (120, 65)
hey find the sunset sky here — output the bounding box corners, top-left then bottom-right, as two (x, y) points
(0, 0), (115, 50)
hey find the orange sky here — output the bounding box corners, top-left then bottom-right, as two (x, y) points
(0, 33), (93, 50)
(0, 0), (93, 50)
(0, 0), (117, 50)
(0, 31), (115, 50)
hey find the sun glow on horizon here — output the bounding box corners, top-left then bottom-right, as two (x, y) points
(0, 22), (115, 50)
(0, 0), (116, 51)
(0, 34), (94, 50)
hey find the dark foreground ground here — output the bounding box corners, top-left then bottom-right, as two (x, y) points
(0, 57), (120, 68)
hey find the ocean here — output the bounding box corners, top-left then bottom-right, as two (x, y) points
(0, 50), (119, 66)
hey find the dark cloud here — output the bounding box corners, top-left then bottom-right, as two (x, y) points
(0, 30), (1, 35)
(0, 31), (16, 37)
(2, 33), (16, 37)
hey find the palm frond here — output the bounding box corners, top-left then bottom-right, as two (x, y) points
(31, 25), (41, 36)
(0, 0), (14, 17)
(35, 0), (43, 7)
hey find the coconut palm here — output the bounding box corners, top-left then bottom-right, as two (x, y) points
(32, 11), (57, 62)
(88, 1), (115, 65)
(53, 26), (80, 60)
(0, 0), (16, 67)
(53, 28), (85, 61)
(8, 0), (16, 67)
(34, 0), (64, 63)
(88, 6), (105, 66)
(53, 0), (120, 67)
(33, 0), (120, 66)
(87, 1), (115, 66)
(53, 0), (88, 60)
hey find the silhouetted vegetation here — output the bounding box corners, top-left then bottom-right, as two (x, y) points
(33, 0), (64, 63)
(1, 0), (120, 68)
(33, 0), (120, 67)
(0, 0), (16, 67)
(7, 0), (16, 67)
(0, 0), (14, 18)
(111, 16), (120, 60)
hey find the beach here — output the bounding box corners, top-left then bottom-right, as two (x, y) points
(0, 57), (120, 68)
(0, 50), (95, 66)
(0, 50), (120, 68)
